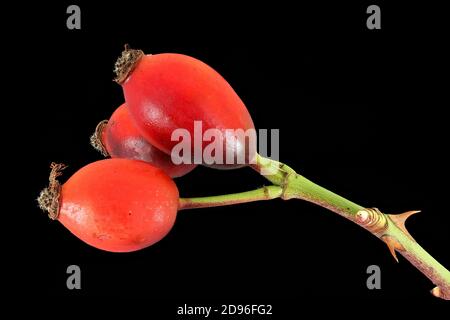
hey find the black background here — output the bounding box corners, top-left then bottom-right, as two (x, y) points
(7, 0), (449, 311)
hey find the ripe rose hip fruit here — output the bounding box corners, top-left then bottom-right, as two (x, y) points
(38, 159), (179, 252)
(91, 103), (196, 178)
(114, 48), (255, 168)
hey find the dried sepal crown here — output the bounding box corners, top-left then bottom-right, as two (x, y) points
(37, 162), (67, 220)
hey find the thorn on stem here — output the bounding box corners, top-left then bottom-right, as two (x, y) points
(388, 210), (420, 241)
(431, 286), (450, 300)
(381, 235), (405, 263)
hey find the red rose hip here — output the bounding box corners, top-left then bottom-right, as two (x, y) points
(114, 48), (256, 168)
(91, 103), (196, 178)
(38, 159), (179, 252)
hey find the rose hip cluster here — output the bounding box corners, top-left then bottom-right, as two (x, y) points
(39, 47), (255, 252)
(36, 46), (450, 298)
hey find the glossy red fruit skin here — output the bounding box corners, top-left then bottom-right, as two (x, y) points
(57, 159), (179, 252)
(103, 103), (196, 178)
(121, 53), (255, 168)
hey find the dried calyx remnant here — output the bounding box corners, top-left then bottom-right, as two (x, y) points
(114, 44), (145, 84)
(90, 120), (109, 157)
(37, 163), (67, 220)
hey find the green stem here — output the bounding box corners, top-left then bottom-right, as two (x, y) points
(174, 154), (449, 299)
(179, 185), (282, 210)
(252, 154), (450, 300)
(250, 154), (362, 217)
